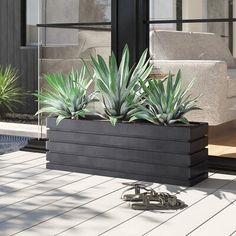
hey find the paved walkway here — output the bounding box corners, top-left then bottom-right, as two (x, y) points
(0, 151), (235, 236)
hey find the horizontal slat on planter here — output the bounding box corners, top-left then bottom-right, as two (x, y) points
(47, 130), (207, 154)
(46, 152), (207, 179)
(47, 117), (208, 142)
(46, 117), (208, 186)
(46, 163), (208, 187)
(47, 142), (208, 167)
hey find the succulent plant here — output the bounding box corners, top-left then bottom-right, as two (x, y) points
(36, 65), (98, 125)
(0, 65), (23, 117)
(91, 45), (153, 126)
(130, 70), (201, 125)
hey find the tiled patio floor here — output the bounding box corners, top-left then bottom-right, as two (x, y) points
(0, 151), (235, 236)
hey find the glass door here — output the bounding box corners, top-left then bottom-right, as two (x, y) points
(148, 0), (236, 166)
(37, 0), (112, 138)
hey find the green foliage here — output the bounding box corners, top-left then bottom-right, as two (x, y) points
(0, 65), (22, 116)
(36, 65), (98, 125)
(91, 45), (153, 126)
(130, 70), (201, 125)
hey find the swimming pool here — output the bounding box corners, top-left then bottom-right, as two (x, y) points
(0, 135), (31, 155)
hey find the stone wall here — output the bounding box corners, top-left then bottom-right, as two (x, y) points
(42, 0), (111, 46)
(207, 0), (228, 38)
(79, 0), (111, 22)
(44, 0), (80, 45)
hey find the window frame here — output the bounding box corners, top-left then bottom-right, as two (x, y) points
(21, 0), (27, 46)
(21, 0), (112, 46)
(148, 0), (235, 52)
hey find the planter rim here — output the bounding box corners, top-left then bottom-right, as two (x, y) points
(47, 116), (208, 128)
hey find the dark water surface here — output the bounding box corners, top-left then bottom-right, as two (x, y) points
(0, 135), (31, 155)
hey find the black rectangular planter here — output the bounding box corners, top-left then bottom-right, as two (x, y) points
(46, 117), (208, 186)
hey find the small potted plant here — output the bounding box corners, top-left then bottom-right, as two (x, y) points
(39, 46), (208, 187)
(0, 65), (23, 119)
(36, 65), (98, 124)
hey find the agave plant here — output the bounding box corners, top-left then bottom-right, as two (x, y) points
(130, 70), (201, 125)
(91, 45), (153, 126)
(0, 65), (22, 116)
(36, 65), (98, 125)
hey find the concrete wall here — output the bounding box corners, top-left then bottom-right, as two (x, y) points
(79, 0), (111, 22)
(44, 0), (80, 45)
(182, 0), (207, 32)
(150, 0), (176, 30)
(42, 0), (111, 46)
(207, 0), (228, 39)
(183, 0), (229, 48)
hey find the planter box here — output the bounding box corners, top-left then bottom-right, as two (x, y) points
(46, 117), (208, 186)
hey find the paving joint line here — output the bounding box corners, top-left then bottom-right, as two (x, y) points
(0, 171), (71, 200)
(11, 178), (127, 236)
(56, 184), (162, 236)
(0, 155), (45, 170)
(0, 175), (93, 224)
(0, 163), (46, 178)
(98, 173), (215, 235)
(143, 174), (236, 235)
(186, 198), (236, 235)
(0, 169), (51, 188)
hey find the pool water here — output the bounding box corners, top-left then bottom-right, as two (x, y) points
(0, 135), (31, 155)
